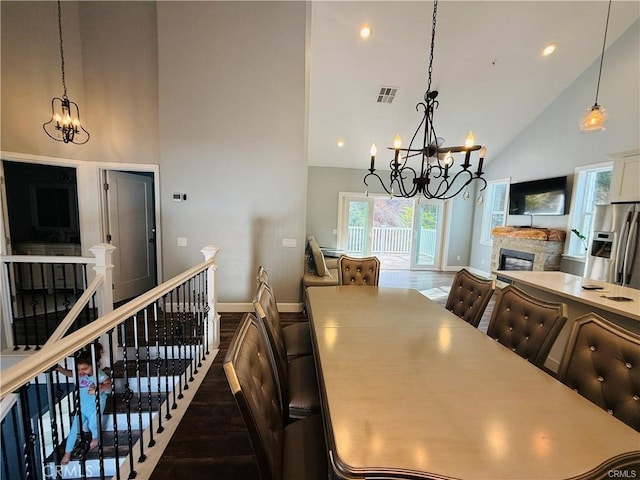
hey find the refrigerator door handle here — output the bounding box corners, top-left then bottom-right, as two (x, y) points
(615, 211), (632, 284)
(622, 211), (639, 287)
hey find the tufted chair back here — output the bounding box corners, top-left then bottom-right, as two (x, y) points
(253, 282), (289, 413)
(337, 255), (380, 286)
(224, 313), (284, 480)
(445, 269), (496, 328)
(557, 313), (640, 431)
(256, 265), (272, 289)
(486, 285), (567, 368)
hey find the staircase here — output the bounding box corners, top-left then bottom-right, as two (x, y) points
(0, 245), (220, 480)
(42, 340), (196, 479)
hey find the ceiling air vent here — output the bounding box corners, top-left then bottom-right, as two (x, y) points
(377, 86), (398, 104)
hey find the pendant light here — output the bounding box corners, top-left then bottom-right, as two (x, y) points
(580, 0), (612, 133)
(42, 0), (90, 144)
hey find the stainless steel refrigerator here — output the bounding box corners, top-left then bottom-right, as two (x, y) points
(584, 203), (640, 289)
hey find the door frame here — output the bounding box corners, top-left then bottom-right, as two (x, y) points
(0, 151), (163, 287)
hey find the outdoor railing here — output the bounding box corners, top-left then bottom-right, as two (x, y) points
(347, 226), (437, 257)
(0, 245), (219, 480)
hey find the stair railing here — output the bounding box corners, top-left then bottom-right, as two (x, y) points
(0, 244), (116, 352)
(0, 245), (219, 480)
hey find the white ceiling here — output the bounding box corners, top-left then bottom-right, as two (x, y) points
(307, 1), (640, 169)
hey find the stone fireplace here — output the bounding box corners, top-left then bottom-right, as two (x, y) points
(491, 227), (566, 275)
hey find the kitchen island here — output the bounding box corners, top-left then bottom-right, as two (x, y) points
(494, 270), (639, 372)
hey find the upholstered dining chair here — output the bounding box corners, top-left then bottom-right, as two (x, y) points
(445, 268), (496, 328)
(557, 313), (640, 431)
(337, 255), (380, 286)
(223, 313), (328, 480)
(254, 283), (320, 419)
(256, 264), (271, 289)
(254, 278), (313, 359)
(486, 285), (567, 368)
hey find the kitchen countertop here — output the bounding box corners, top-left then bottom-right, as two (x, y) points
(494, 270), (640, 322)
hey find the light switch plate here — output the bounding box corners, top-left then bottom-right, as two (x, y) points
(281, 238), (297, 248)
(177, 237), (187, 247)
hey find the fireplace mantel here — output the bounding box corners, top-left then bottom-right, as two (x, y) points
(491, 227), (566, 242)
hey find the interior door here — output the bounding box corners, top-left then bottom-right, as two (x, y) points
(104, 170), (157, 303)
(410, 200), (444, 269)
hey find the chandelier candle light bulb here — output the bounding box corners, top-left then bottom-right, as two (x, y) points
(465, 131), (475, 148)
(477, 146), (487, 175)
(370, 144), (377, 170)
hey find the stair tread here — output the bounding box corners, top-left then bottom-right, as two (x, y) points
(103, 392), (167, 414)
(112, 358), (192, 377)
(45, 430), (141, 464)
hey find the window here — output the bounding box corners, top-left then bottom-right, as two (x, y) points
(567, 162), (613, 257)
(480, 178), (510, 245)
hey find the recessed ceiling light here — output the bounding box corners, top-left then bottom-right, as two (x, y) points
(360, 25), (372, 39)
(336, 139), (345, 148)
(542, 44), (557, 57)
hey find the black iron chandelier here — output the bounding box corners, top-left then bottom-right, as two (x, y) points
(43, 0), (90, 145)
(364, 0), (486, 200)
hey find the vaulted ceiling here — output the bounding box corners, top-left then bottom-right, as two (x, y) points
(307, 1), (639, 169)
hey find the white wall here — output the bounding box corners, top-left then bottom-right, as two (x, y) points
(1, 1), (159, 164)
(2, 1), (309, 305)
(469, 20), (640, 272)
(157, 2), (308, 304)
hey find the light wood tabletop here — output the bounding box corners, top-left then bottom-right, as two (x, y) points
(306, 286), (640, 480)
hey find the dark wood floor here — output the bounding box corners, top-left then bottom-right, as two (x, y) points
(150, 311), (260, 480)
(150, 271), (493, 479)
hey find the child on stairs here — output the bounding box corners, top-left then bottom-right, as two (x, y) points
(56, 346), (111, 465)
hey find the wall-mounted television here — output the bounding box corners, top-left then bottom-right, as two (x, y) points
(509, 176), (568, 216)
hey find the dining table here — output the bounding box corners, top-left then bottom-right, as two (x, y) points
(305, 285), (640, 480)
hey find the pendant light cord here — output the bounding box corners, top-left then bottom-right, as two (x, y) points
(426, 0), (438, 94)
(57, 0), (67, 98)
(594, 0), (612, 106)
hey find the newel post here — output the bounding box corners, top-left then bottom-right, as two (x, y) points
(89, 243), (116, 317)
(201, 245), (220, 349)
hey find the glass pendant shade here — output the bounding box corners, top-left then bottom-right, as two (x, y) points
(580, 104), (607, 132)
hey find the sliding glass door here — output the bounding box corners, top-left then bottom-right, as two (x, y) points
(410, 200), (444, 269)
(339, 196), (373, 256)
(338, 194), (444, 270)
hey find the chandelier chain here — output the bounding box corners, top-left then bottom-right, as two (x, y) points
(56, 0), (67, 98)
(594, 0), (611, 106)
(426, 0), (438, 94)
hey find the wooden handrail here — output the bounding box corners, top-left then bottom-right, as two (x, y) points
(1, 254), (96, 264)
(43, 274), (105, 346)
(0, 250), (218, 399)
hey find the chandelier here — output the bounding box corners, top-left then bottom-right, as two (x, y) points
(579, 0), (611, 132)
(43, 0), (90, 145)
(364, 0), (486, 200)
